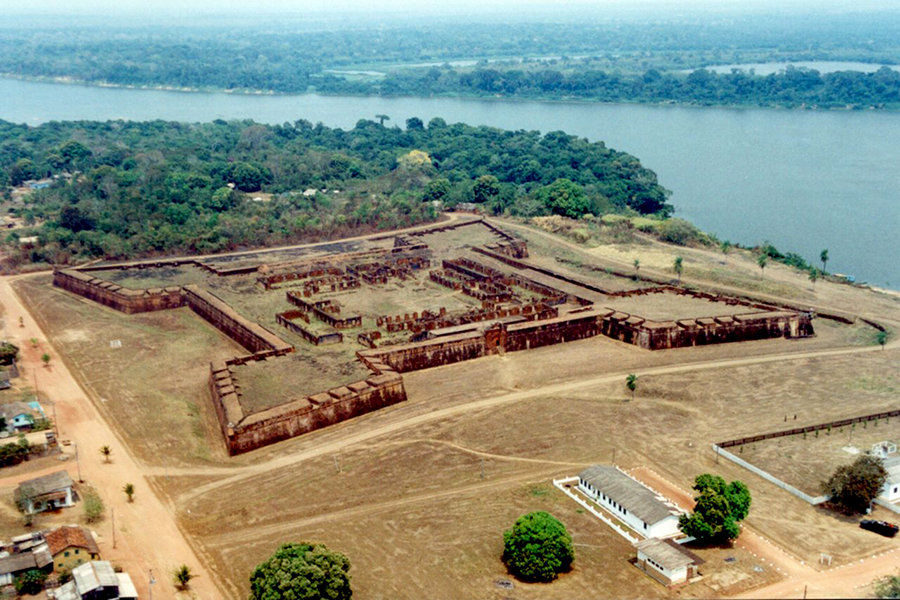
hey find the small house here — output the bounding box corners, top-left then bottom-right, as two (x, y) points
(0, 545), (53, 586)
(0, 402), (39, 432)
(578, 465), (683, 538)
(51, 561), (138, 600)
(45, 526), (101, 572)
(635, 537), (703, 587)
(16, 471), (76, 514)
(882, 455), (900, 502)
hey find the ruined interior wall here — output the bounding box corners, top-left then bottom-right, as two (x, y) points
(182, 285), (293, 355)
(359, 333), (488, 373)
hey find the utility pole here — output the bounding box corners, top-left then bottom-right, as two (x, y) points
(480, 457), (484, 480)
(149, 569), (155, 600)
(112, 508), (116, 549)
(75, 442), (83, 483)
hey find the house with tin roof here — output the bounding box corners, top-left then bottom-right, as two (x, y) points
(15, 471), (76, 514)
(634, 537), (704, 587)
(50, 561), (138, 600)
(578, 465), (683, 538)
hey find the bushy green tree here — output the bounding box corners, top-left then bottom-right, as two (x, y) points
(534, 178), (592, 219)
(679, 474), (751, 542)
(250, 542), (352, 600)
(472, 175), (500, 203)
(821, 454), (887, 514)
(876, 572), (900, 598)
(422, 178), (451, 203)
(0, 342), (19, 365)
(15, 569), (47, 595)
(502, 511), (574, 582)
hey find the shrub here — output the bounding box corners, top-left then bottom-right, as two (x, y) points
(503, 511), (574, 582)
(657, 218), (704, 246)
(15, 569), (47, 595)
(83, 492), (105, 523)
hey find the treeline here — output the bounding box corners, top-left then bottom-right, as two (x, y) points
(0, 118), (670, 266)
(380, 65), (900, 109)
(2, 15), (900, 109)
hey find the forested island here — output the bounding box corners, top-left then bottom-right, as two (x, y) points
(0, 118), (670, 267)
(3, 14), (900, 109)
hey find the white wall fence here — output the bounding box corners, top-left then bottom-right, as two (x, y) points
(553, 477), (639, 544)
(712, 445), (829, 505)
(874, 498), (900, 515)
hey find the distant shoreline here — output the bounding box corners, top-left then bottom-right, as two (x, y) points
(2, 73), (897, 113)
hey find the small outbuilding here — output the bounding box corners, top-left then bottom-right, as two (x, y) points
(15, 471), (76, 514)
(51, 561), (138, 600)
(881, 455), (900, 502)
(634, 537), (703, 587)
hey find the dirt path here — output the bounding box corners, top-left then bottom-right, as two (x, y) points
(205, 465), (564, 546)
(630, 466), (900, 598)
(0, 277), (220, 600)
(178, 339), (896, 504)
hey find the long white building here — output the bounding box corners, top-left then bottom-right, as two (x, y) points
(578, 465), (682, 538)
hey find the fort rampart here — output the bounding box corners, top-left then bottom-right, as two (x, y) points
(209, 357), (406, 454)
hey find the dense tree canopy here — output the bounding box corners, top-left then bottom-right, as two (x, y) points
(821, 454), (887, 514)
(2, 15), (900, 109)
(679, 474), (751, 542)
(0, 118), (671, 267)
(249, 542), (352, 600)
(502, 511), (575, 582)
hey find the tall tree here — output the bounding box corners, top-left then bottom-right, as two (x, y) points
(375, 114), (390, 126)
(679, 474), (751, 542)
(821, 249), (829, 272)
(821, 454), (887, 514)
(809, 269), (819, 290)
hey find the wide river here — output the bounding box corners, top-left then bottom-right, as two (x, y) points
(1, 77), (897, 289)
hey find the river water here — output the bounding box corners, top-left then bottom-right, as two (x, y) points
(1, 77), (897, 288)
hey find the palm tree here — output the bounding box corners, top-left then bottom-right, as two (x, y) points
(99, 445), (112, 463)
(173, 565), (196, 591)
(757, 253), (768, 277)
(123, 483), (134, 502)
(820, 249), (829, 273)
(809, 269), (818, 290)
(626, 373), (637, 401)
(720, 240), (732, 264)
(673, 256), (683, 282)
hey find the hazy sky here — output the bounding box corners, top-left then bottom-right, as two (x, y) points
(6, 0), (897, 16)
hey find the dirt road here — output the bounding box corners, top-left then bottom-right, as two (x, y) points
(178, 338), (896, 504)
(0, 277), (220, 599)
(630, 466), (900, 598)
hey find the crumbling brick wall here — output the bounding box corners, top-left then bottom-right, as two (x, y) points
(54, 269), (185, 314)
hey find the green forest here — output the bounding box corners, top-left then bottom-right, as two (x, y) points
(2, 14), (900, 109)
(0, 118), (670, 266)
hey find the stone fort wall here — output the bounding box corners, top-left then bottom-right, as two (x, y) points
(209, 356), (406, 454)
